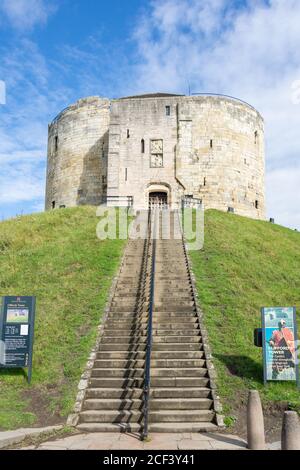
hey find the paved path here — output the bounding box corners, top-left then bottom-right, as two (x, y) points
(21, 432), (248, 450)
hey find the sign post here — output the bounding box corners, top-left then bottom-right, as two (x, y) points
(0, 296), (36, 383)
(261, 307), (299, 388)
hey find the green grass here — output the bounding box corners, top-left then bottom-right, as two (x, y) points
(0, 206), (126, 430)
(189, 210), (300, 419)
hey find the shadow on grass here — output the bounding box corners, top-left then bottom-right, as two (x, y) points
(0, 367), (28, 380)
(214, 354), (264, 383)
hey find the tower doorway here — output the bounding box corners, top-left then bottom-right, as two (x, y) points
(148, 191), (168, 210)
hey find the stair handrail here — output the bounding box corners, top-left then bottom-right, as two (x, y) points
(142, 209), (157, 440)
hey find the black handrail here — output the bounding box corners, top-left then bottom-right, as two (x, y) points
(142, 210), (157, 440)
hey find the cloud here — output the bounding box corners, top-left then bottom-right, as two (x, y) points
(0, 0), (56, 30)
(130, 0), (300, 229)
(0, 39), (68, 213)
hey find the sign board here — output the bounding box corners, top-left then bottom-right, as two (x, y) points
(261, 307), (299, 386)
(0, 296), (36, 383)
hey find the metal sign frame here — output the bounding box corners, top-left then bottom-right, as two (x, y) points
(0, 296), (36, 383)
(261, 306), (299, 388)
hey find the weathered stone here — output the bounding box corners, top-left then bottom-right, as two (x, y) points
(46, 94), (265, 220)
(281, 411), (300, 450)
(247, 390), (265, 450)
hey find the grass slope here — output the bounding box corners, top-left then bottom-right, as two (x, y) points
(0, 207), (126, 430)
(190, 210), (300, 425)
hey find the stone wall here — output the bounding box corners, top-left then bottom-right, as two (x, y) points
(46, 93), (265, 220)
(107, 96), (181, 210)
(176, 96), (265, 219)
(45, 96), (110, 210)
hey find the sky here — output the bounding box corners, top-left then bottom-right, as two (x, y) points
(0, 0), (300, 229)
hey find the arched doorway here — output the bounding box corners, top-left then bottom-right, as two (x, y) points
(148, 191), (168, 209)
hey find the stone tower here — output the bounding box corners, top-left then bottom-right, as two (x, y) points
(45, 93), (265, 220)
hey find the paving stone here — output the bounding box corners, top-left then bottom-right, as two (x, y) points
(177, 439), (213, 450)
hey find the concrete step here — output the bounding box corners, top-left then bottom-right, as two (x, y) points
(151, 387), (211, 399)
(89, 378), (144, 388)
(155, 296), (193, 302)
(150, 398), (213, 410)
(151, 359), (206, 368)
(101, 336), (147, 344)
(94, 359), (145, 368)
(83, 398), (143, 411)
(151, 350), (204, 359)
(107, 313), (148, 320)
(151, 377), (209, 388)
(150, 368), (208, 378)
(96, 351), (146, 359)
(77, 422), (143, 433)
(86, 388), (144, 399)
(154, 304), (195, 312)
(79, 410), (143, 423)
(98, 344), (146, 351)
(103, 329), (147, 337)
(152, 313), (197, 320)
(149, 422), (218, 433)
(149, 409), (214, 423)
(152, 342), (202, 351)
(152, 336), (201, 343)
(152, 330), (200, 336)
(91, 368), (144, 378)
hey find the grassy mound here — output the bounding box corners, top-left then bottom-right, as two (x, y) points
(0, 207), (126, 430)
(190, 210), (300, 426)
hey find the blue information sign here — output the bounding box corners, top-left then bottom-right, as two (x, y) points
(0, 296), (36, 383)
(261, 307), (299, 387)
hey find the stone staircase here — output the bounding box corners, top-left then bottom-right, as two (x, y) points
(77, 210), (221, 434)
(148, 211), (217, 432)
(77, 237), (149, 433)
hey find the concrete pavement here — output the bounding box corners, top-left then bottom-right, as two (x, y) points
(20, 432), (248, 450)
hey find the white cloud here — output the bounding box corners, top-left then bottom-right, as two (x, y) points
(0, 0), (56, 30)
(0, 39), (67, 210)
(131, 0), (300, 229)
(266, 166), (300, 230)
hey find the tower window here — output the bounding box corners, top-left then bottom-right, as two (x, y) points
(254, 131), (258, 144)
(210, 139), (213, 148)
(165, 106), (171, 116)
(255, 200), (259, 209)
(203, 177), (206, 186)
(52, 201), (55, 209)
(141, 139), (145, 153)
(125, 168), (128, 181)
(127, 129), (130, 138)
(54, 136), (58, 152)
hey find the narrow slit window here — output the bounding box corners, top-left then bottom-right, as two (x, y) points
(165, 105), (171, 116)
(255, 200), (259, 209)
(141, 139), (145, 153)
(127, 129), (130, 138)
(254, 131), (258, 144)
(125, 168), (128, 181)
(210, 139), (213, 148)
(204, 177), (206, 186)
(54, 136), (58, 152)
(52, 201), (55, 209)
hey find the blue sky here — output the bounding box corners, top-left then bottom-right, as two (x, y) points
(0, 0), (300, 229)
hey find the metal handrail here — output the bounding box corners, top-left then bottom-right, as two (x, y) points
(142, 210), (157, 440)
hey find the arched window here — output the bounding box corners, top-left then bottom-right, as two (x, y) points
(141, 139), (145, 153)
